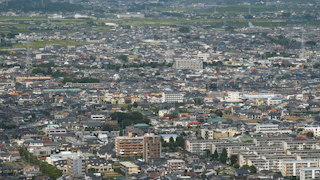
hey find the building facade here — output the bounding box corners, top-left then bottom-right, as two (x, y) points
(120, 161), (139, 176)
(162, 92), (184, 103)
(143, 134), (161, 163)
(172, 59), (203, 70)
(66, 155), (86, 177)
(115, 133), (161, 162)
(167, 159), (185, 174)
(300, 167), (320, 180)
(281, 160), (318, 177)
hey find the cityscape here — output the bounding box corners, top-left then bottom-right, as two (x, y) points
(1, 0), (320, 180)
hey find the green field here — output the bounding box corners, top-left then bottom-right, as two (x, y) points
(13, 40), (99, 49)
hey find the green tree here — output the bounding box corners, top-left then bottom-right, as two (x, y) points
(233, 163), (240, 169)
(175, 136), (185, 149)
(203, 149), (211, 158)
(179, 27), (190, 33)
(241, 165), (250, 170)
(127, 105), (132, 111)
(88, 168), (96, 173)
(15, 82), (23, 86)
(215, 109), (223, 117)
(221, 148), (227, 157)
(230, 154), (238, 165)
(249, 165), (257, 174)
(32, 68), (46, 74)
(169, 137), (174, 143)
(220, 156), (227, 163)
(133, 102), (138, 108)
(306, 132), (314, 137)
(220, 148), (228, 163)
(211, 149), (219, 160)
(118, 55), (128, 62)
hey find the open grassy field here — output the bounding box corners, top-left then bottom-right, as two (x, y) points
(204, 4), (319, 14)
(13, 40), (98, 49)
(104, 172), (123, 178)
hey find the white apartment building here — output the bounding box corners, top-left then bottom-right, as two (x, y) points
(162, 92), (184, 103)
(255, 124), (279, 133)
(300, 167), (320, 180)
(185, 139), (227, 153)
(281, 160), (318, 177)
(90, 114), (106, 120)
(246, 158), (269, 171)
(282, 140), (320, 150)
(172, 59), (203, 70)
(225, 91), (242, 102)
(197, 53), (210, 62)
(303, 126), (320, 137)
(200, 129), (214, 140)
(267, 98), (282, 106)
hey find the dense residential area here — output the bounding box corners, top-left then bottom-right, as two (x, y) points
(2, 0), (320, 180)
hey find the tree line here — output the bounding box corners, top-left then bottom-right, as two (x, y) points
(19, 147), (62, 179)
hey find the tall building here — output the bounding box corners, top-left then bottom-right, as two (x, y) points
(300, 167), (320, 180)
(281, 160), (318, 177)
(162, 92), (184, 103)
(172, 59), (203, 70)
(66, 155), (86, 177)
(115, 133), (161, 162)
(143, 134), (161, 163)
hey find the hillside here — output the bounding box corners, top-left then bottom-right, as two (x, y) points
(0, 0), (85, 12)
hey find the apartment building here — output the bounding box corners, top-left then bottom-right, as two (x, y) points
(262, 155), (295, 172)
(281, 160), (318, 177)
(120, 161), (139, 176)
(302, 126), (320, 137)
(212, 142), (256, 154)
(300, 167), (320, 180)
(253, 137), (290, 146)
(167, 159), (185, 174)
(66, 155), (86, 177)
(255, 124), (278, 133)
(238, 154), (260, 167)
(115, 134), (143, 157)
(86, 156), (112, 173)
(162, 92), (184, 103)
(115, 133), (161, 162)
(246, 158), (269, 171)
(286, 149), (320, 156)
(172, 59), (203, 70)
(185, 139), (228, 153)
(143, 134), (161, 163)
(200, 129), (214, 140)
(282, 140), (320, 150)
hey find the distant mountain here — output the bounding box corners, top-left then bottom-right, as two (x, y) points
(0, 0), (85, 12)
